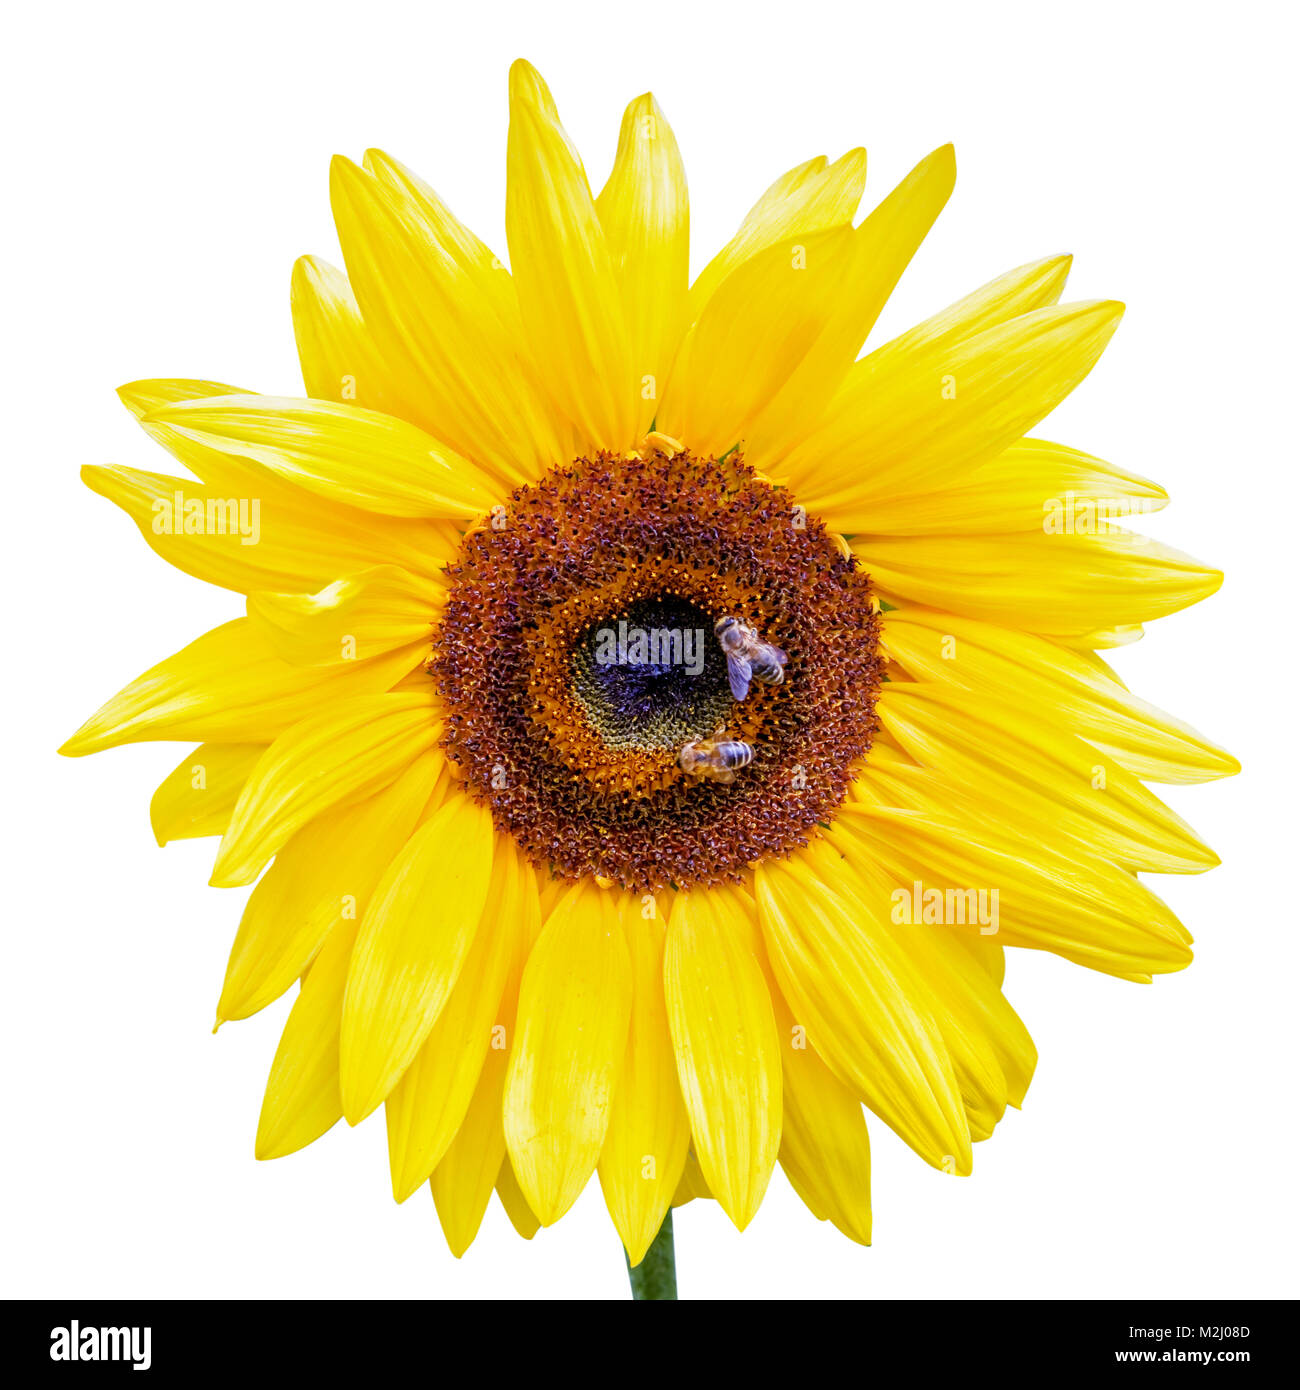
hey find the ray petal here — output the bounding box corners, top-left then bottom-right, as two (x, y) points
(217, 751), (442, 1022)
(882, 608), (1238, 782)
(595, 92), (690, 436)
(598, 892), (691, 1265)
(149, 742), (265, 845)
(503, 880), (634, 1225)
(753, 857), (971, 1174)
(506, 60), (639, 453)
(663, 886), (782, 1230)
(211, 692), (440, 887)
(339, 797), (495, 1123)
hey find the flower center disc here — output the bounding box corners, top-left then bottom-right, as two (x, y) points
(570, 595), (734, 752)
(433, 449), (883, 890)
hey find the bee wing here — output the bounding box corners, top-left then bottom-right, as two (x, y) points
(767, 643), (788, 666)
(727, 653), (753, 701)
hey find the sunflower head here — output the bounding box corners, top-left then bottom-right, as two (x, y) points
(63, 59), (1233, 1276)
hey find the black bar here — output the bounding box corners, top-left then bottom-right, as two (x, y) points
(2, 1298), (1291, 1375)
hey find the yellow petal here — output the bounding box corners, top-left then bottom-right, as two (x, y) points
(506, 61), (639, 452)
(504, 880), (633, 1225)
(329, 150), (567, 487)
(144, 394), (494, 521)
(290, 255), (422, 421)
(753, 856), (971, 1174)
(211, 692), (439, 887)
(364, 146), (563, 467)
(83, 454), (455, 596)
(535, 870), (572, 923)
(385, 838), (537, 1202)
(688, 149), (866, 321)
(806, 839), (1035, 1140)
(255, 918), (355, 1160)
(859, 530), (1222, 640)
(858, 437), (1167, 536)
(852, 253), (1074, 379)
(657, 226), (859, 455)
(149, 743), (264, 845)
(60, 619), (426, 756)
(595, 92), (690, 436)
(663, 886), (781, 1230)
(670, 1149), (714, 1208)
(340, 796), (495, 1123)
(119, 375), (251, 422)
(771, 253), (1071, 495)
(247, 565), (441, 668)
(791, 300), (1125, 513)
(429, 1025), (510, 1258)
(834, 794), (1193, 980)
(1077, 623), (1147, 650)
(120, 378), (468, 564)
(217, 750), (442, 1022)
(877, 682), (1220, 873)
(598, 893), (691, 1265)
(769, 985), (872, 1245)
(495, 1160), (541, 1240)
(429, 842), (543, 1253)
(883, 608), (1238, 782)
(747, 145), (956, 464)
(361, 148), (520, 332)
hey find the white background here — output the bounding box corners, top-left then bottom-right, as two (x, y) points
(3, 0), (1295, 1301)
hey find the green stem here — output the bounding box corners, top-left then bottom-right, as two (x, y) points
(625, 1209), (678, 1300)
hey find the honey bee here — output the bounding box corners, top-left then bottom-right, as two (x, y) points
(678, 727), (755, 785)
(715, 616), (788, 701)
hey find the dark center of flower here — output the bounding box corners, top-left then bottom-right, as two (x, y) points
(432, 449), (882, 891)
(570, 596), (734, 752)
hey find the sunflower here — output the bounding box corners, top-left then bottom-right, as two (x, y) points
(62, 59), (1235, 1293)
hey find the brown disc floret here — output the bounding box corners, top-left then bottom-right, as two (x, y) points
(433, 449), (882, 890)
